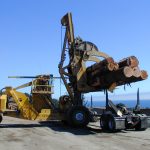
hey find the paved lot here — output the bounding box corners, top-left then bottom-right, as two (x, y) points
(0, 116), (150, 150)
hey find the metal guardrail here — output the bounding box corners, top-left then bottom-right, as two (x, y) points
(31, 84), (54, 94)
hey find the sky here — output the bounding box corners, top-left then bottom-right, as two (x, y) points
(0, 0), (150, 100)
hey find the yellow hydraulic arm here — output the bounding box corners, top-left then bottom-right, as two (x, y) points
(59, 12), (75, 101)
(59, 12), (110, 105)
(0, 86), (51, 121)
(5, 87), (38, 120)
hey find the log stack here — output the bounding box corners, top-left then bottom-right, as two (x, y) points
(86, 56), (148, 90)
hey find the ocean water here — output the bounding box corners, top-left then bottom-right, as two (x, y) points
(86, 100), (150, 108)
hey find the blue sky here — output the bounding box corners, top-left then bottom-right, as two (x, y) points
(0, 0), (150, 99)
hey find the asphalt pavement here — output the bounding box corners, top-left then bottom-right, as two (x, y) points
(0, 116), (150, 150)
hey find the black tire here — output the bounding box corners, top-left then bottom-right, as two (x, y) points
(100, 114), (109, 130)
(61, 120), (68, 126)
(135, 121), (146, 131)
(0, 114), (3, 123)
(108, 116), (116, 132)
(67, 106), (90, 127)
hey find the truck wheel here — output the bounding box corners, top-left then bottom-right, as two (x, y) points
(135, 121), (146, 131)
(100, 114), (108, 130)
(61, 120), (68, 126)
(67, 106), (90, 127)
(0, 114), (3, 123)
(108, 116), (116, 132)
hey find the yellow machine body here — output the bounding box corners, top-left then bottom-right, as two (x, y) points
(0, 87), (52, 121)
(0, 95), (7, 112)
(0, 75), (63, 121)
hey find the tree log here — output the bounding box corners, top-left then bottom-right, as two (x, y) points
(87, 66), (134, 88)
(86, 55), (147, 91)
(86, 57), (114, 73)
(116, 70), (148, 86)
(118, 56), (139, 68)
(133, 67), (141, 77)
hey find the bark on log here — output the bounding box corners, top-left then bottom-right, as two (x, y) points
(86, 55), (147, 91)
(113, 62), (119, 70)
(86, 57), (114, 73)
(118, 56), (139, 68)
(116, 70), (148, 86)
(101, 66), (133, 85)
(87, 66), (134, 87)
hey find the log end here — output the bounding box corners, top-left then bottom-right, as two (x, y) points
(133, 67), (141, 77)
(130, 56), (139, 68)
(123, 66), (133, 78)
(141, 70), (148, 79)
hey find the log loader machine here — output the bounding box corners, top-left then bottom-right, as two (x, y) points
(0, 75), (66, 123)
(0, 12), (149, 132)
(58, 12), (150, 131)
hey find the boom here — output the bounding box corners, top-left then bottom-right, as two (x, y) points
(59, 12), (148, 106)
(59, 12), (111, 105)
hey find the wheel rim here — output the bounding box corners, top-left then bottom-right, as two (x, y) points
(75, 112), (84, 121)
(67, 106), (90, 127)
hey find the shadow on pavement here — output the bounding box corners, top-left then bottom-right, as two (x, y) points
(0, 120), (103, 135)
(0, 120), (126, 135)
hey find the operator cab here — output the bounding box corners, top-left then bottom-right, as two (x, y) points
(31, 75), (54, 94)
